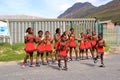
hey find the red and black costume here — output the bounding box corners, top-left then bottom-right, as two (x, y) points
(24, 35), (35, 53)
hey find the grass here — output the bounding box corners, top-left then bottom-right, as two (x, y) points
(0, 43), (25, 62)
(0, 43), (110, 62)
(0, 43), (53, 62)
(104, 45), (109, 52)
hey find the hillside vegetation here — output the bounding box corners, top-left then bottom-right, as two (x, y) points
(58, 0), (120, 24)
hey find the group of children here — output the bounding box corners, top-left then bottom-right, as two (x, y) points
(21, 27), (106, 70)
(78, 29), (105, 67)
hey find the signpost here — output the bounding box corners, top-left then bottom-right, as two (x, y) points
(0, 21), (10, 43)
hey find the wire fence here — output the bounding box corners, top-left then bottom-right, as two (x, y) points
(103, 25), (120, 46)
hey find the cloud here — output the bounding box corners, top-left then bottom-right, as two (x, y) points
(2, 0), (30, 10)
(59, 4), (71, 13)
(78, 0), (98, 2)
(0, 0), (113, 18)
(0, 0), (45, 17)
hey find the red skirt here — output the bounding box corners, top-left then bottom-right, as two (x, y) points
(59, 50), (67, 57)
(69, 40), (76, 48)
(24, 42), (35, 53)
(36, 44), (45, 53)
(79, 43), (85, 50)
(66, 44), (69, 51)
(45, 44), (52, 52)
(92, 40), (96, 47)
(85, 41), (92, 49)
(54, 42), (59, 50)
(97, 47), (104, 54)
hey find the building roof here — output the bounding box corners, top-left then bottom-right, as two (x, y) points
(0, 14), (43, 20)
(99, 20), (113, 24)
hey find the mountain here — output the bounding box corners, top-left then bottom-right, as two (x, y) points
(87, 0), (120, 24)
(58, 2), (96, 18)
(58, 0), (120, 24)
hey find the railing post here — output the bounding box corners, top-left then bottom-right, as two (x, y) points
(116, 25), (119, 46)
(70, 21), (73, 28)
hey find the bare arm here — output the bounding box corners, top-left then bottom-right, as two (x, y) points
(103, 40), (106, 47)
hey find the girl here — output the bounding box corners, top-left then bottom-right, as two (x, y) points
(69, 28), (78, 61)
(54, 28), (61, 60)
(94, 34), (105, 67)
(44, 31), (54, 64)
(85, 29), (93, 59)
(91, 31), (97, 58)
(36, 30), (45, 66)
(63, 31), (70, 58)
(78, 32), (86, 60)
(22, 27), (35, 69)
(58, 34), (68, 70)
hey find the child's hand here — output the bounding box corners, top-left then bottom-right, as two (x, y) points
(51, 38), (53, 43)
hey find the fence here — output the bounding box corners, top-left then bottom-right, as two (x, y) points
(103, 25), (120, 46)
(0, 36), (10, 43)
(1, 18), (119, 46)
(7, 18), (96, 44)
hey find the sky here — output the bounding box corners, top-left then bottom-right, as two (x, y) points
(0, 0), (112, 18)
